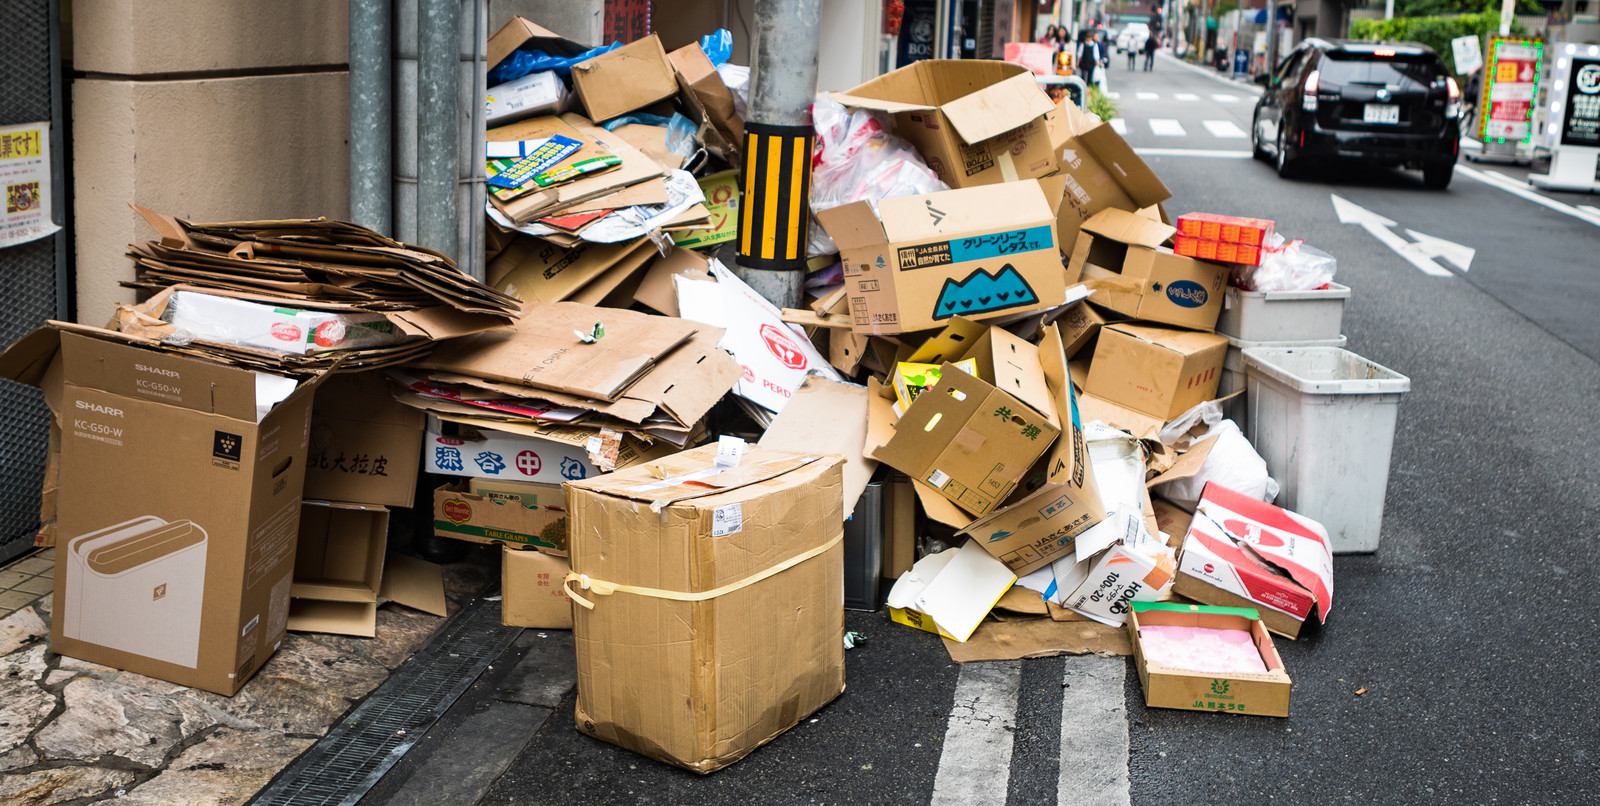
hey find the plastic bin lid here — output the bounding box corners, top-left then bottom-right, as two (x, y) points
(1225, 281), (1351, 303)
(1240, 346), (1410, 395)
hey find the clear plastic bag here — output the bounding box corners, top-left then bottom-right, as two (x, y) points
(1232, 237), (1337, 292)
(807, 94), (948, 256)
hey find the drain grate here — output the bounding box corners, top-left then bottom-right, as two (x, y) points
(251, 596), (521, 806)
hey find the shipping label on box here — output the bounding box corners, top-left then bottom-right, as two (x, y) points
(817, 180), (1064, 336)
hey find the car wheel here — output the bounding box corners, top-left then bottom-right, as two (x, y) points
(1276, 130), (1299, 179)
(1251, 113), (1268, 161)
(1423, 161), (1454, 189)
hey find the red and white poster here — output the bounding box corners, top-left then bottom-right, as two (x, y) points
(1481, 38), (1543, 143)
(0, 122), (58, 249)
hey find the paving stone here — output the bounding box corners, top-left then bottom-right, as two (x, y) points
(0, 607), (46, 657)
(33, 594), (49, 618)
(186, 674), (353, 737)
(113, 671), (191, 697)
(0, 766), (138, 805)
(43, 670), (73, 686)
(0, 646), (56, 770)
(54, 655), (116, 675)
(34, 677), (215, 767)
(116, 727), (314, 806)
(365, 604), (446, 669)
(250, 635), (390, 702)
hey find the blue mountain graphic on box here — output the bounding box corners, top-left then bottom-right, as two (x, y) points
(933, 265), (1038, 320)
(987, 530), (1013, 543)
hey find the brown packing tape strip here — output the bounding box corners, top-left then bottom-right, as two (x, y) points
(1082, 273), (1146, 295)
(563, 531), (843, 610)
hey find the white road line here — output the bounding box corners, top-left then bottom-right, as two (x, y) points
(1174, 92), (1200, 101)
(1581, 205), (1600, 216)
(1149, 119), (1187, 137)
(1110, 118), (1128, 134)
(1213, 93), (1242, 103)
(1202, 119), (1249, 139)
(1134, 147), (1253, 158)
(1457, 165), (1600, 228)
(931, 661), (1022, 806)
(1057, 656), (1131, 806)
(1136, 91), (1160, 101)
(1106, 91), (1122, 100)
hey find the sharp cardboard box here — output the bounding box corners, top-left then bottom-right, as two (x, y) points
(1129, 602), (1292, 717)
(1046, 101), (1172, 256)
(833, 60), (1057, 188)
(869, 362), (1060, 517)
(286, 500), (445, 636)
(817, 180), (1063, 336)
(304, 373), (424, 508)
(565, 446), (846, 773)
(571, 34), (679, 123)
(1065, 208), (1228, 331)
(1174, 484), (1335, 639)
(1056, 300), (1115, 358)
(502, 546), (573, 629)
(1084, 325), (1227, 421)
(425, 416), (597, 484)
(432, 477), (568, 552)
(487, 17), (589, 81)
(0, 328), (323, 696)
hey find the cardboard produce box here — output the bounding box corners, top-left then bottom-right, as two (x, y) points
(1129, 602), (1292, 717)
(565, 446), (846, 773)
(0, 328), (322, 696)
(1084, 324), (1227, 421)
(834, 60), (1056, 188)
(432, 478), (568, 552)
(817, 180), (1063, 336)
(304, 372), (424, 508)
(571, 34), (679, 122)
(1066, 208), (1229, 331)
(869, 362), (1060, 517)
(502, 546), (573, 629)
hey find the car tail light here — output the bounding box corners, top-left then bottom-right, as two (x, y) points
(1447, 77), (1460, 100)
(1374, 48), (1396, 57)
(1446, 76), (1461, 118)
(1303, 70), (1319, 112)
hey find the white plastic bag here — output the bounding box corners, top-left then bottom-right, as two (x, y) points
(1232, 238), (1337, 292)
(1154, 420), (1279, 508)
(807, 94), (948, 256)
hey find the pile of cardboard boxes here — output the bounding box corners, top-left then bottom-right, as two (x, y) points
(4, 13), (1404, 777)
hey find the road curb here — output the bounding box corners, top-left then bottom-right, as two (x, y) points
(1157, 50), (1263, 95)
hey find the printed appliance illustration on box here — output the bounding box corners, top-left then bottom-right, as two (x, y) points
(64, 516), (209, 669)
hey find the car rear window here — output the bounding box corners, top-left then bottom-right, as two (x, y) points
(1318, 53), (1442, 87)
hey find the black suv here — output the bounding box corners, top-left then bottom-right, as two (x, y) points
(1251, 39), (1462, 188)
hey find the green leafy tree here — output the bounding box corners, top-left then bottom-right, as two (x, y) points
(1349, 7), (1528, 75)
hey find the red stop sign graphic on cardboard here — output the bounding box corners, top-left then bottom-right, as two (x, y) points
(759, 323), (807, 370)
(516, 451), (542, 476)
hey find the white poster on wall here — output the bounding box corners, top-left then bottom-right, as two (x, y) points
(0, 121), (58, 249)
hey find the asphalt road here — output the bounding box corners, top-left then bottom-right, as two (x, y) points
(366, 53), (1600, 806)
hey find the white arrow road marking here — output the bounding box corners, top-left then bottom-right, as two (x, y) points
(1110, 118), (1128, 134)
(1331, 194), (1456, 277)
(931, 661), (1021, 806)
(1456, 165), (1600, 228)
(1058, 656), (1131, 806)
(1405, 229), (1476, 271)
(1202, 119), (1249, 139)
(1150, 119), (1187, 137)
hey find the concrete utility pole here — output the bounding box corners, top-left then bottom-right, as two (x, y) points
(735, 0), (822, 310)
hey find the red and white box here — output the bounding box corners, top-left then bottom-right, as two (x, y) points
(1173, 483), (1333, 639)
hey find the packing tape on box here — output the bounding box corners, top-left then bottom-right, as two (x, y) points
(1082, 274), (1147, 295)
(563, 530), (843, 609)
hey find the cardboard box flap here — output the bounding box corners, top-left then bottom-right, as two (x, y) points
(379, 552), (449, 616)
(387, 306), (513, 341)
(913, 478), (977, 529)
(1081, 208), (1177, 247)
(940, 70), (1056, 145)
(56, 327), (299, 422)
(814, 201), (888, 251)
(287, 600), (379, 638)
(0, 326), (61, 388)
(827, 92), (937, 116)
(877, 181), (1053, 243)
(1077, 124), (1172, 209)
(488, 16), (589, 77)
(568, 445), (829, 509)
(1109, 323), (1229, 355)
(1145, 437), (1220, 489)
(758, 377), (877, 515)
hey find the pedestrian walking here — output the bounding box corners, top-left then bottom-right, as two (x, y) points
(1126, 37), (1137, 70)
(1076, 29), (1104, 87)
(1142, 32), (1159, 71)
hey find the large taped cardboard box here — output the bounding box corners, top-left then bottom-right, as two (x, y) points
(1129, 602), (1292, 717)
(1065, 208), (1228, 331)
(817, 180), (1063, 336)
(502, 546), (573, 629)
(1085, 325), (1227, 421)
(304, 373), (423, 508)
(566, 446), (846, 773)
(0, 328), (322, 696)
(834, 60), (1056, 188)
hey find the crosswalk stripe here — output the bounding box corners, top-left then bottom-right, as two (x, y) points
(1202, 119), (1249, 139)
(1136, 91), (1160, 101)
(1149, 118), (1186, 137)
(1110, 118), (1128, 134)
(1057, 656), (1131, 806)
(1106, 91), (1122, 99)
(1174, 92), (1199, 101)
(931, 661), (1022, 806)
(1212, 93), (1241, 103)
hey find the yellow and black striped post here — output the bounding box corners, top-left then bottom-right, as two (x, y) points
(737, 121), (814, 273)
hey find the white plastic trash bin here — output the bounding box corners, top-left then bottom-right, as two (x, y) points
(1220, 334), (1347, 431)
(1241, 347), (1410, 554)
(1218, 282), (1351, 342)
